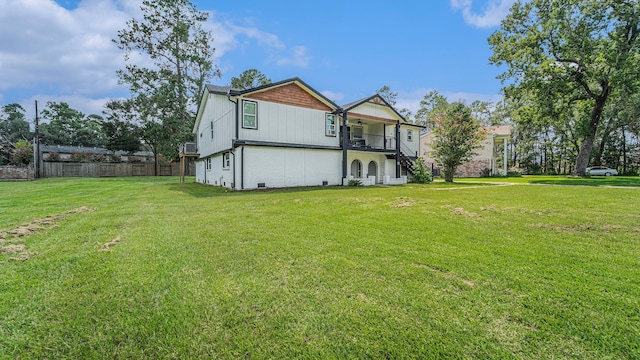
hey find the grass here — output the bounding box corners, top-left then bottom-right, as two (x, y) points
(453, 175), (640, 187)
(1, 177), (639, 359)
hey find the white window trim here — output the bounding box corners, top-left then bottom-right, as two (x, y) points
(223, 152), (230, 170)
(242, 100), (258, 129)
(325, 113), (336, 137)
(407, 129), (413, 142)
(210, 121), (214, 139)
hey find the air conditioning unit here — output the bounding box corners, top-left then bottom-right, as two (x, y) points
(183, 142), (197, 154)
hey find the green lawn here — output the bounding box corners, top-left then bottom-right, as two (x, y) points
(1, 177), (638, 359)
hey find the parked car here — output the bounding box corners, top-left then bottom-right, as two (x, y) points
(587, 166), (618, 176)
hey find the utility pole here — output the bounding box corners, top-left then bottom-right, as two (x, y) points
(34, 100), (41, 179)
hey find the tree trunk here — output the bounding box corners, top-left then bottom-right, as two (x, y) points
(444, 165), (455, 182)
(574, 93), (609, 176)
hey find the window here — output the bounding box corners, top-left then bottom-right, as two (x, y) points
(326, 114), (336, 136)
(407, 129), (413, 141)
(206, 158), (212, 170)
(352, 126), (363, 139)
(243, 100), (257, 129)
(223, 152), (230, 169)
(210, 121), (214, 139)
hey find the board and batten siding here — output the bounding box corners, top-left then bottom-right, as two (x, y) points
(400, 126), (421, 156)
(239, 100), (339, 148)
(350, 102), (398, 120)
(196, 94), (236, 157)
(242, 146), (341, 189)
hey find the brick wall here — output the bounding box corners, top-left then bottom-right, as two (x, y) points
(245, 83), (331, 111)
(0, 166), (34, 181)
(456, 160), (491, 177)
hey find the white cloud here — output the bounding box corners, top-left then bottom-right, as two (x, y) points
(450, 0), (516, 28)
(0, 0), (306, 116)
(274, 46), (312, 68)
(320, 90), (345, 103)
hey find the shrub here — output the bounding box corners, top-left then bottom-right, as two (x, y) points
(47, 152), (62, 162)
(507, 167), (523, 177)
(348, 179), (363, 186)
(10, 140), (33, 165)
(480, 168), (492, 177)
(70, 152), (90, 162)
(89, 154), (104, 162)
(128, 156), (142, 163)
(411, 157), (433, 183)
(108, 153), (122, 163)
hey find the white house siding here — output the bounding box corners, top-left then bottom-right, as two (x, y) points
(239, 100), (339, 147)
(195, 152), (235, 187)
(196, 94), (235, 157)
(350, 102), (398, 120)
(241, 147), (341, 189)
(401, 126), (421, 157)
(347, 151), (392, 183)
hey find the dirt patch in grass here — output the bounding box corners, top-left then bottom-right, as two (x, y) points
(451, 207), (480, 217)
(389, 197), (416, 208)
(100, 236), (121, 252)
(0, 206), (97, 261)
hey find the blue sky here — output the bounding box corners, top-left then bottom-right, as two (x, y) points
(0, 0), (516, 119)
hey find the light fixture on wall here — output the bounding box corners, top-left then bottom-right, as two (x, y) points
(357, 120), (362, 125)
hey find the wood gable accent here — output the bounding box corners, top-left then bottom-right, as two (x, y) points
(368, 96), (386, 106)
(244, 83), (332, 111)
(349, 112), (398, 124)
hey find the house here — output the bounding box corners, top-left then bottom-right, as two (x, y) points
(192, 78), (422, 190)
(420, 125), (511, 177)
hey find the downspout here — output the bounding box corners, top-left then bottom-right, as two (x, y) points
(341, 109), (348, 182)
(241, 146), (244, 190)
(395, 122), (401, 178)
(227, 90), (239, 189)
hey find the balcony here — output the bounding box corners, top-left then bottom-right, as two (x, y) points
(340, 132), (396, 151)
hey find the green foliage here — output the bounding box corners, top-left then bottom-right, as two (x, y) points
(113, 0), (220, 162)
(410, 157), (432, 183)
(10, 140), (33, 165)
(230, 69), (271, 90)
(0, 103), (31, 143)
(489, 0), (640, 176)
(46, 152), (62, 162)
(430, 102), (486, 182)
(102, 100), (141, 154)
(347, 179), (363, 186)
(40, 102), (106, 147)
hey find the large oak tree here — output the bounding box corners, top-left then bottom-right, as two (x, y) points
(489, 0), (640, 176)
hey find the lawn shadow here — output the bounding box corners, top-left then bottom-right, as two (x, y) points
(528, 176), (640, 187)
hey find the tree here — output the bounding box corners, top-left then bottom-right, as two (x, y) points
(0, 104), (31, 143)
(376, 85), (413, 122)
(102, 99), (142, 154)
(415, 90), (449, 127)
(489, 0), (640, 176)
(230, 69), (271, 90)
(430, 102), (486, 182)
(39, 102), (106, 147)
(113, 0), (220, 163)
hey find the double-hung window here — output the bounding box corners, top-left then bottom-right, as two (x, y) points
(243, 100), (257, 129)
(325, 114), (336, 136)
(206, 158), (212, 170)
(210, 121), (214, 139)
(223, 152), (230, 169)
(407, 129), (413, 141)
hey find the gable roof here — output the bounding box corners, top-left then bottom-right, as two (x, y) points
(341, 94), (408, 123)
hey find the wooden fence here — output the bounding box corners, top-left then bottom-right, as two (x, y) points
(42, 162), (193, 178)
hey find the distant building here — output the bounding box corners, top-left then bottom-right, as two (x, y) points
(420, 125), (511, 177)
(41, 145), (154, 163)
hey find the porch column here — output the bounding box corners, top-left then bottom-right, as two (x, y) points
(342, 110), (348, 180)
(503, 137), (508, 176)
(395, 122), (401, 178)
